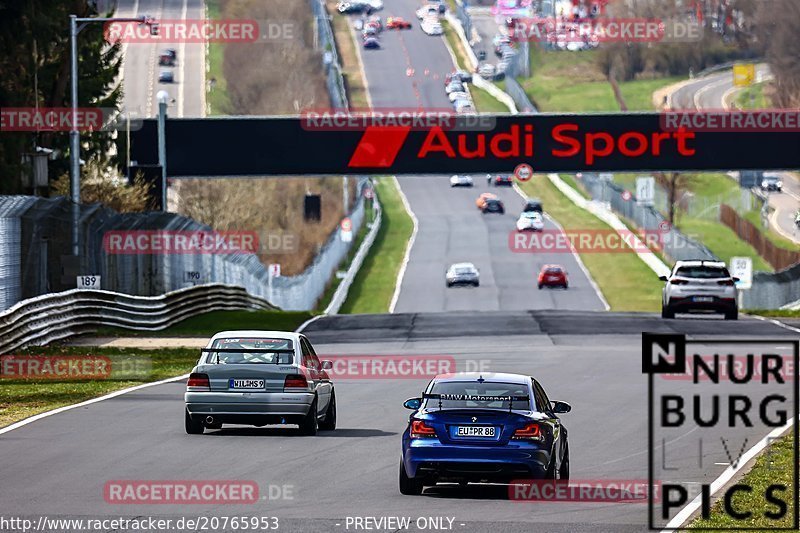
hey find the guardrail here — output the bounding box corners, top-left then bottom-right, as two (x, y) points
(324, 190), (382, 315)
(0, 284), (276, 355)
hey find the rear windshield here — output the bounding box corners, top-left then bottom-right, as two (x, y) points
(425, 381), (531, 410)
(205, 337), (294, 364)
(545, 267), (563, 273)
(675, 266), (730, 279)
(454, 267), (474, 274)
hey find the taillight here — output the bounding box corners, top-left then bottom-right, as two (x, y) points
(670, 278), (689, 285)
(512, 423), (543, 441)
(284, 374), (308, 389)
(717, 279), (735, 286)
(187, 373), (210, 389)
(410, 420), (437, 438)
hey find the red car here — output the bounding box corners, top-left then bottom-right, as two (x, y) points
(538, 264), (568, 289)
(386, 17), (412, 29)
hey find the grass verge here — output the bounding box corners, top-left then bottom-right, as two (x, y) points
(328, 4), (369, 108)
(690, 433), (795, 529)
(520, 176), (663, 311)
(0, 346), (200, 428)
(94, 310), (314, 337)
(340, 178), (414, 313)
(518, 47), (682, 112)
(315, 201), (377, 311)
(205, 0), (231, 114)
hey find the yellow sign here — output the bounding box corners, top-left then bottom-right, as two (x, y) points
(733, 64), (755, 87)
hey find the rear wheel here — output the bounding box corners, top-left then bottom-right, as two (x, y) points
(661, 305), (675, 319)
(185, 409), (204, 435)
(318, 392), (337, 431)
(562, 283), (568, 289)
(559, 443), (570, 480)
(299, 400), (318, 436)
(399, 461), (423, 495)
(724, 308), (738, 320)
(538, 284), (543, 290)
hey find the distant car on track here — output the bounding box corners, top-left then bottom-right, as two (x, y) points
(516, 211), (544, 232)
(421, 19), (443, 35)
(522, 198), (543, 214)
(476, 192), (497, 209)
(185, 331), (336, 435)
(482, 198), (505, 214)
(660, 260), (738, 320)
(445, 80), (464, 94)
(386, 16), (411, 29)
(488, 174), (513, 186)
(445, 262), (480, 287)
(363, 36), (380, 49)
(399, 372), (571, 494)
(450, 175), (474, 187)
(448, 91), (470, 103)
(760, 173), (783, 192)
(158, 70), (174, 83)
(446, 70), (473, 84)
(416, 5), (439, 19)
(538, 264), (568, 289)
(338, 1), (372, 14)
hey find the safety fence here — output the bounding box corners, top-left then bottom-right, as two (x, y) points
(0, 283), (274, 355)
(580, 173), (717, 263)
(743, 263), (800, 310)
(0, 178), (369, 312)
(310, 0), (349, 109)
(720, 205), (800, 271)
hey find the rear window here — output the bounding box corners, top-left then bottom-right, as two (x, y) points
(545, 267), (563, 273)
(424, 381), (531, 410)
(205, 337), (293, 364)
(454, 267), (474, 274)
(674, 266), (730, 279)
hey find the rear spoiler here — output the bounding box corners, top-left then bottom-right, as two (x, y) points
(423, 393), (530, 413)
(201, 348), (295, 364)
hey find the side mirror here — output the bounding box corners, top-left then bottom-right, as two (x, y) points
(403, 398), (422, 410)
(320, 360), (333, 370)
(658, 275), (668, 281)
(732, 277), (740, 283)
(551, 401), (571, 414)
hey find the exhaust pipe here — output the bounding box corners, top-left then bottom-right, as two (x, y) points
(205, 416), (214, 425)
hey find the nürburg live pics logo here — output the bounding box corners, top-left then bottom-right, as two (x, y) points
(642, 333), (798, 530)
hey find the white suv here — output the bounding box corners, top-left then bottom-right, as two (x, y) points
(660, 260), (739, 320)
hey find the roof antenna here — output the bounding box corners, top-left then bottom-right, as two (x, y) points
(477, 375), (484, 383)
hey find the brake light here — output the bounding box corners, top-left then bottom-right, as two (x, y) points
(284, 374), (308, 389)
(187, 373), (210, 389)
(512, 423), (542, 440)
(717, 279), (735, 286)
(410, 420), (437, 438)
(670, 278), (689, 285)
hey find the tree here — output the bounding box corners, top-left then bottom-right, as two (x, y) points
(0, 0), (123, 195)
(50, 155), (153, 212)
(755, 0), (800, 108)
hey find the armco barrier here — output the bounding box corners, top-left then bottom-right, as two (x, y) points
(0, 283), (275, 355)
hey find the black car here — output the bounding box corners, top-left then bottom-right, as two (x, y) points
(482, 199), (505, 214)
(489, 174), (513, 186)
(338, 1), (372, 14)
(523, 198), (543, 213)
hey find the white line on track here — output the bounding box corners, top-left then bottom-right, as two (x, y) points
(0, 314), (327, 435)
(389, 176), (419, 313)
(661, 419), (795, 531)
(511, 182), (610, 311)
(0, 374), (189, 436)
